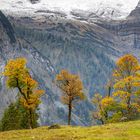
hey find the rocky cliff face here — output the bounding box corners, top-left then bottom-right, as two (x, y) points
(1, 1), (140, 126)
(94, 2), (140, 57)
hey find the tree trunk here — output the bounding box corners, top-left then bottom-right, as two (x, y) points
(127, 85), (131, 117)
(108, 86), (111, 97)
(127, 96), (131, 117)
(68, 103), (72, 125)
(29, 109), (33, 129)
(100, 119), (104, 125)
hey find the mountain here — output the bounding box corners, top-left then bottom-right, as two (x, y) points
(0, 0), (140, 126)
(0, 10), (93, 126)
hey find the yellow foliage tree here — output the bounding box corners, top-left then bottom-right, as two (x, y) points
(113, 54), (140, 119)
(3, 58), (44, 129)
(92, 93), (115, 124)
(56, 70), (85, 125)
(92, 93), (105, 124)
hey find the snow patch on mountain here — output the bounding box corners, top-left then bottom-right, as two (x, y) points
(0, 0), (139, 20)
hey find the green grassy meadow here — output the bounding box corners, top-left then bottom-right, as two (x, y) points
(0, 120), (140, 140)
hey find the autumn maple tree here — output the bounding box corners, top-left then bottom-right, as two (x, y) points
(3, 58), (44, 129)
(113, 54), (140, 120)
(56, 70), (85, 125)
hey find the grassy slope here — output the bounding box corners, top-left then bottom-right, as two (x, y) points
(0, 120), (140, 140)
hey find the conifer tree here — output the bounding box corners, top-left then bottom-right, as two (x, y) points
(0, 100), (38, 131)
(0, 103), (20, 131)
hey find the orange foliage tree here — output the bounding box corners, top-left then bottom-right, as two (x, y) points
(113, 54), (140, 119)
(56, 70), (85, 125)
(3, 58), (44, 129)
